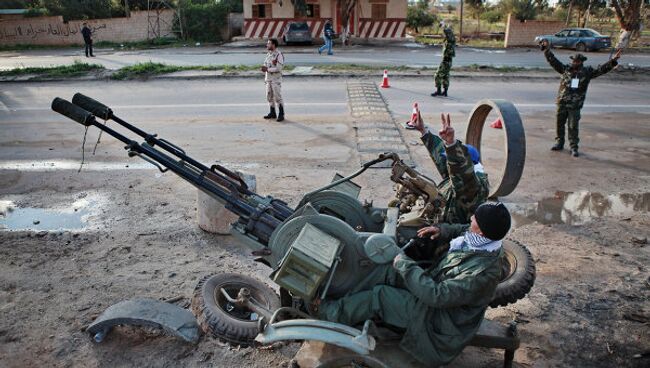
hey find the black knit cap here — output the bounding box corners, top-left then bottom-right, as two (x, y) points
(474, 202), (511, 241)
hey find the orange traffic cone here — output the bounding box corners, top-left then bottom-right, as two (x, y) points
(405, 102), (419, 129)
(490, 118), (503, 129)
(380, 69), (390, 88)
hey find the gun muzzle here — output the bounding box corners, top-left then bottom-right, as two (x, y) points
(72, 93), (113, 120)
(51, 97), (95, 126)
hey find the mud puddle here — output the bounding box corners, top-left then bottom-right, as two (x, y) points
(0, 193), (104, 232)
(507, 191), (649, 227)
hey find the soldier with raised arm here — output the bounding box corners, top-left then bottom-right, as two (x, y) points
(412, 111), (490, 225)
(431, 22), (456, 97)
(541, 41), (622, 157)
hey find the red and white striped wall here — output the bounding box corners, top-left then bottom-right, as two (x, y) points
(243, 18), (406, 39)
(357, 18), (405, 39)
(244, 19), (327, 39)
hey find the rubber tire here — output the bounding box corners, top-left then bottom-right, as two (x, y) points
(575, 42), (587, 52)
(489, 239), (536, 308)
(191, 273), (280, 346)
(316, 355), (390, 368)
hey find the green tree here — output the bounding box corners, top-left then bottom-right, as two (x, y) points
(465, 0), (485, 33)
(481, 7), (503, 23)
(178, 0), (229, 42)
(557, 0), (606, 26)
(0, 0), (40, 7)
(407, 1), (437, 34)
(40, 0), (114, 21)
(499, 0), (537, 21)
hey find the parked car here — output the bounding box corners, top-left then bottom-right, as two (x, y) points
(534, 28), (611, 52)
(283, 22), (312, 45)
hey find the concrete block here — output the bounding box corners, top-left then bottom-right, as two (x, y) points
(197, 172), (256, 235)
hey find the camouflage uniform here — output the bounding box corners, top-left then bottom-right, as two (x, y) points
(434, 28), (456, 89)
(319, 222), (503, 366)
(421, 131), (489, 224)
(544, 49), (618, 149)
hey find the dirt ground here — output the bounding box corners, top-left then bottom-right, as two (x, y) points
(0, 98), (649, 367)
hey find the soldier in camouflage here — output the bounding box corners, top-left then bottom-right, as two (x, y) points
(431, 22), (456, 97)
(412, 111), (490, 225)
(541, 42), (621, 157)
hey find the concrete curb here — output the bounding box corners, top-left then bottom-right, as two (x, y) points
(1, 68), (647, 83)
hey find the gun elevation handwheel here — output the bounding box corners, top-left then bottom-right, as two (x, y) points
(465, 99), (526, 198)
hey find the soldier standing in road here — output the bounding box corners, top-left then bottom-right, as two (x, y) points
(261, 38), (285, 122)
(431, 22), (455, 97)
(541, 42), (621, 157)
(81, 22), (94, 57)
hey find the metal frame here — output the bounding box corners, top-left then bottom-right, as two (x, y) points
(147, 0), (183, 40)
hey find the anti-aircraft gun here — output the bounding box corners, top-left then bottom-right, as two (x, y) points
(52, 95), (534, 357)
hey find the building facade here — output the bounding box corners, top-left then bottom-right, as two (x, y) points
(242, 0), (407, 40)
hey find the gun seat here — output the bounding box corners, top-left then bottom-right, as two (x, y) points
(468, 319), (520, 368)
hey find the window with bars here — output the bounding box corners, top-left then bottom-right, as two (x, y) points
(371, 4), (387, 20)
(294, 4), (320, 18)
(252, 4), (272, 19)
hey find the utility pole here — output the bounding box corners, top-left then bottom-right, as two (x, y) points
(458, 0), (465, 43)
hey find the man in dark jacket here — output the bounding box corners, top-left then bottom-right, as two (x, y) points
(542, 42), (621, 157)
(318, 202), (511, 366)
(318, 20), (334, 56)
(81, 22), (94, 57)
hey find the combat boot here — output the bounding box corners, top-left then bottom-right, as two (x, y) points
(442, 87), (448, 97)
(431, 86), (442, 97)
(263, 106), (277, 119)
(550, 143), (564, 151)
(571, 148), (579, 157)
(276, 105), (285, 122)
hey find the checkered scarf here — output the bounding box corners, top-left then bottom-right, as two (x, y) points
(449, 231), (502, 253)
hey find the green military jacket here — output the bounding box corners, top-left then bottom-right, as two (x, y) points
(442, 28), (456, 61)
(393, 223), (503, 366)
(544, 48), (618, 108)
(421, 132), (489, 224)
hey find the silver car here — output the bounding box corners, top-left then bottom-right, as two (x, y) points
(535, 28), (611, 52)
(283, 22), (312, 45)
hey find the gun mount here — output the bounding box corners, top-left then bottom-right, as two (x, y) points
(53, 94), (533, 357)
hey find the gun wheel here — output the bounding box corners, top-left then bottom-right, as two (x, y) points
(490, 239), (536, 308)
(191, 273), (280, 346)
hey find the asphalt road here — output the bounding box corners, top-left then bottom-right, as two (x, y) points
(2, 76), (648, 174)
(2, 43), (650, 70)
(1, 77), (648, 121)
